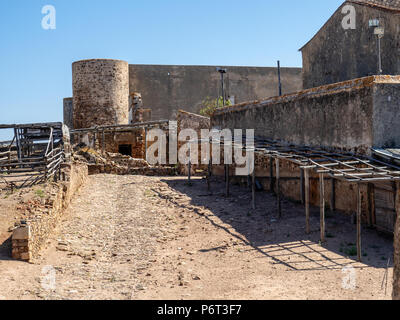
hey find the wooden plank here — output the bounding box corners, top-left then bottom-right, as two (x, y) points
(276, 158), (281, 218)
(357, 183), (362, 262)
(320, 173), (325, 242)
(305, 169), (310, 234)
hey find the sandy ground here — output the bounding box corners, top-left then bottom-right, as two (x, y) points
(0, 174), (394, 300)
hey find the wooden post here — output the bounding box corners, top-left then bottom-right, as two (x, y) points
(300, 169), (305, 205)
(366, 183), (374, 227)
(14, 128), (21, 161)
(330, 178), (336, 213)
(144, 127), (148, 160)
(102, 130), (105, 154)
(393, 181), (400, 300)
(320, 173), (325, 243)
(270, 157), (274, 193)
(305, 169), (310, 234)
(276, 158), (281, 218)
(93, 131), (97, 150)
(207, 141), (211, 192)
(225, 164), (230, 197)
(252, 165), (256, 210)
(357, 183), (362, 262)
(368, 183), (376, 226)
(188, 143), (191, 183)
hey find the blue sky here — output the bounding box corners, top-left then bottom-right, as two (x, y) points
(0, 0), (343, 140)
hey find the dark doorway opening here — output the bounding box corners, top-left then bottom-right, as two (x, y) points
(118, 144), (132, 157)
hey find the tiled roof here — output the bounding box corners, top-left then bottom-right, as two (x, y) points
(349, 0), (400, 11)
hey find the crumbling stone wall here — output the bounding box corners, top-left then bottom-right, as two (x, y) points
(63, 98), (73, 130)
(72, 59), (129, 129)
(73, 130), (146, 159)
(177, 110), (211, 175)
(129, 92), (152, 123)
(212, 76), (400, 155)
(12, 162), (88, 261)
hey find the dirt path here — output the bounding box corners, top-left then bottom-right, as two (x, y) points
(0, 174), (394, 300)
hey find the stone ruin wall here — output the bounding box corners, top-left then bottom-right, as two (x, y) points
(63, 98), (74, 130)
(12, 162), (88, 261)
(212, 76), (400, 156)
(177, 110), (211, 175)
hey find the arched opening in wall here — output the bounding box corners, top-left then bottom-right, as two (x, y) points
(118, 144), (132, 157)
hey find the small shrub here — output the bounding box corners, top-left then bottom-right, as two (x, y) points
(35, 189), (45, 198)
(344, 246), (357, 256)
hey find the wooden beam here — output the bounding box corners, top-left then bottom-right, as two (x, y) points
(320, 173), (325, 242)
(276, 158), (281, 218)
(305, 169), (310, 234)
(357, 183), (362, 262)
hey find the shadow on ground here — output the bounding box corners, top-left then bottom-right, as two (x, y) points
(0, 236), (13, 261)
(158, 177), (393, 271)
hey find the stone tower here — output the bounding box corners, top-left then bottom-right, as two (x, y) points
(72, 59), (129, 129)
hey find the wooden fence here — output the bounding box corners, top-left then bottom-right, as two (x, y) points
(0, 123), (65, 189)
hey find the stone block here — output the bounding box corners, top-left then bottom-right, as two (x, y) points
(12, 226), (31, 240)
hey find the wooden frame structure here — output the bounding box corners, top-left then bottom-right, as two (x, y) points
(0, 123), (64, 189)
(196, 136), (400, 262)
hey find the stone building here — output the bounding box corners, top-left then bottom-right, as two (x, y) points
(300, 0), (400, 89)
(64, 61), (302, 128)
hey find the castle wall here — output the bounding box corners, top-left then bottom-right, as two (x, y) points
(211, 76), (400, 155)
(129, 64), (302, 120)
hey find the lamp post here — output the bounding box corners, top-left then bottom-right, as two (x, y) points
(216, 67), (227, 106)
(369, 19), (385, 75)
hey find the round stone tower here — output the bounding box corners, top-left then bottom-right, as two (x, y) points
(72, 59), (129, 129)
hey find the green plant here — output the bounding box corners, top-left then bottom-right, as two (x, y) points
(199, 96), (232, 117)
(35, 189), (45, 198)
(344, 246), (357, 256)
